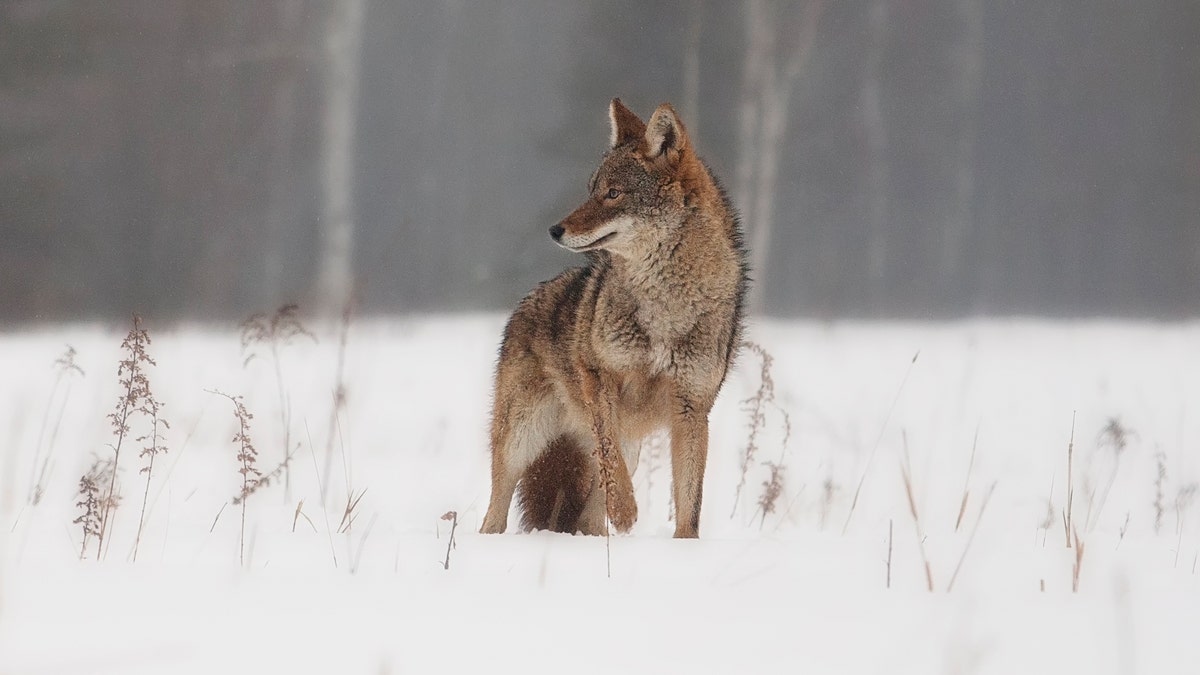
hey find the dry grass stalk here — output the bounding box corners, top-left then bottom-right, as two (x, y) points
(756, 461), (785, 529)
(1176, 483), (1198, 536)
(209, 502), (226, 533)
(900, 434), (934, 592)
(587, 400), (620, 578)
(348, 513), (378, 575)
(819, 476), (836, 530)
(28, 345), (85, 506)
(72, 457), (108, 560)
(842, 350), (920, 534)
(233, 451), (295, 506)
(132, 371), (170, 562)
(593, 434), (613, 578)
(337, 488), (367, 534)
(1072, 528), (1085, 592)
(321, 301), (353, 507)
(732, 341), (791, 520)
(946, 480), (997, 592)
(98, 315), (158, 560)
(304, 422), (339, 568)
(1153, 451), (1167, 535)
(1039, 477), (1055, 548)
(954, 427), (980, 532)
(240, 303), (315, 500)
(886, 518), (893, 589)
(440, 510), (458, 571)
(1062, 412), (1076, 548)
(292, 500), (317, 533)
(1087, 417), (1133, 530)
(207, 389), (259, 566)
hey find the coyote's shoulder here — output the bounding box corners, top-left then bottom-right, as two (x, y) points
(481, 98), (748, 539)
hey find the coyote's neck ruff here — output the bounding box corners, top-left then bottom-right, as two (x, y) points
(480, 98), (748, 538)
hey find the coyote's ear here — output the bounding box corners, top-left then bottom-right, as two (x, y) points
(609, 98), (646, 149)
(644, 103), (688, 166)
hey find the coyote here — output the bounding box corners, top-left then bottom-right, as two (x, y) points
(479, 99), (748, 538)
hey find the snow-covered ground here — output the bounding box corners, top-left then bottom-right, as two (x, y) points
(1, 315), (1197, 674)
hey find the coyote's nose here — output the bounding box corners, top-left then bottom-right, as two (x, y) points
(549, 224), (565, 241)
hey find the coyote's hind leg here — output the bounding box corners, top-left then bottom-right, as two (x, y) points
(480, 395), (559, 534)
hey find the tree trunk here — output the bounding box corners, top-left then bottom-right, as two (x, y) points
(316, 0), (366, 317)
(681, 0), (705, 138)
(262, 2), (305, 309)
(741, 0), (823, 315)
(735, 0), (772, 258)
(943, 0), (983, 307)
(862, 0), (890, 304)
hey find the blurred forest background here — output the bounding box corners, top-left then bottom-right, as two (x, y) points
(2, 0), (1197, 323)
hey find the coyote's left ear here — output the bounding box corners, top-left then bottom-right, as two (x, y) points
(644, 103), (688, 167)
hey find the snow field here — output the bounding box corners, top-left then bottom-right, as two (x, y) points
(1, 315), (1198, 673)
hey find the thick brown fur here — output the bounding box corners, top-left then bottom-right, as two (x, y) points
(480, 99), (749, 538)
(517, 436), (593, 532)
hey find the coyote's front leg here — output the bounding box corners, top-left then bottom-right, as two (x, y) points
(579, 366), (638, 532)
(670, 393), (712, 538)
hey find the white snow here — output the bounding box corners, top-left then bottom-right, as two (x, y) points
(1, 315), (1198, 674)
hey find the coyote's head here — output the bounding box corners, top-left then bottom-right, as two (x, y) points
(550, 99), (701, 256)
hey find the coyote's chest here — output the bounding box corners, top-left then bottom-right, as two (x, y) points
(592, 276), (713, 377)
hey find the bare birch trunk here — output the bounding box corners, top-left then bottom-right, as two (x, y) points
(943, 0), (983, 293)
(681, 0), (705, 138)
(735, 0), (772, 249)
(316, 0), (366, 317)
(741, 0), (823, 315)
(862, 0), (890, 297)
(262, 3), (305, 309)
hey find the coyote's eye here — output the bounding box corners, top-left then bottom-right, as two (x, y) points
(605, 187), (622, 200)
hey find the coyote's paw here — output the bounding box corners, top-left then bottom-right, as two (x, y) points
(479, 510), (508, 534)
(605, 485), (638, 533)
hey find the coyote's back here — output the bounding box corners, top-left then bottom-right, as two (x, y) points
(480, 98), (748, 539)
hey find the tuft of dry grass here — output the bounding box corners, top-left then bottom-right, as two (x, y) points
(207, 389), (259, 567)
(320, 301), (354, 508)
(240, 303), (315, 500)
(946, 480), (997, 592)
(337, 488), (368, 534)
(1086, 417), (1133, 530)
(1176, 483), (1198, 535)
(756, 461), (785, 530)
(900, 433), (934, 592)
(72, 457), (108, 561)
(98, 315), (159, 560)
(954, 426), (980, 532)
(132, 369), (170, 563)
(732, 341), (792, 522)
(819, 476), (837, 530)
(292, 500), (317, 533)
(1062, 412), (1076, 548)
(842, 350), (920, 534)
(885, 518), (893, 589)
(1153, 451), (1167, 535)
(440, 511), (458, 571)
(28, 345), (85, 506)
(1072, 528), (1085, 592)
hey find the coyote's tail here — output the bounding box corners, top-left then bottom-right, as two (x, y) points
(518, 436), (591, 533)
